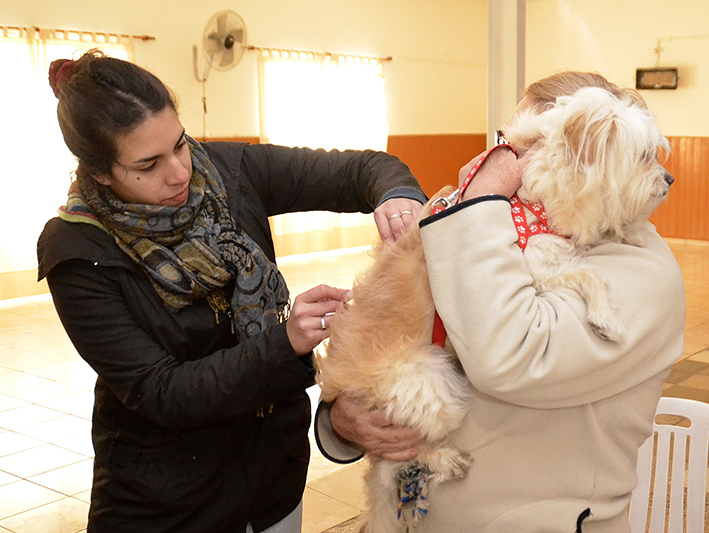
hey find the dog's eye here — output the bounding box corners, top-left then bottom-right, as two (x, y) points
(640, 150), (658, 164)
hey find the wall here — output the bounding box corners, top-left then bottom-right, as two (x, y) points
(8, 0), (709, 199)
(651, 137), (709, 240)
(525, 0), (709, 138)
(413, 0), (709, 222)
(522, 0), (709, 249)
(3, 0), (709, 299)
(2, 0), (489, 299)
(4, 0), (488, 139)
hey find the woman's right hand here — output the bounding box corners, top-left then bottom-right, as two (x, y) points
(458, 142), (540, 201)
(286, 284), (350, 356)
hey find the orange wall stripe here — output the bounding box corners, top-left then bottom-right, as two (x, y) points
(204, 134), (708, 241)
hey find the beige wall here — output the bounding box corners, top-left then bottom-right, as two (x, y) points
(4, 0), (709, 299)
(525, 0), (709, 137)
(5, 0), (488, 137)
(7, 0), (708, 138)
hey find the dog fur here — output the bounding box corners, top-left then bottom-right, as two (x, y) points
(314, 86), (673, 532)
(504, 86), (673, 341)
(315, 189), (472, 533)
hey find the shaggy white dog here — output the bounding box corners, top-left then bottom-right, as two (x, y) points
(505, 86), (673, 342)
(314, 86), (673, 532)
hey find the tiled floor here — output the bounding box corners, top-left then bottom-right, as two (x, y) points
(1, 238), (709, 532)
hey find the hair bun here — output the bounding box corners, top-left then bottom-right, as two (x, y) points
(48, 59), (76, 98)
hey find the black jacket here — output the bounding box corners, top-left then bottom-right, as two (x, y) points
(37, 142), (426, 533)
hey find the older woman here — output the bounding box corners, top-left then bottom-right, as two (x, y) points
(323, 72), (685, 532)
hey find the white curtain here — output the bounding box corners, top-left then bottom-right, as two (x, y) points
(257, 49), (389, 257)
(0, 27), (133, 274)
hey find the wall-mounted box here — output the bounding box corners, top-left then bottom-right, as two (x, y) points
(636, 68), (679, 90)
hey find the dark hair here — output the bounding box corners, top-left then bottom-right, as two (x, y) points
(49, 49), (177, 182)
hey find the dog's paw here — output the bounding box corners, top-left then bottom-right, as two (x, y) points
(587, 311), (624, 343)
(426, 447), (473, 483)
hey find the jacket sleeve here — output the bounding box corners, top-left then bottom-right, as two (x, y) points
(241, 143), (427, 216)
(420, 198), (686, 408)
(46, 258), (313, 429)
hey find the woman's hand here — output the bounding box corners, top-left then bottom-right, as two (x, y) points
(330, 394), (420, 461)
(458, 143), (540, 202)
(374, 198), (423, 244)
(286, 284), (350, 356)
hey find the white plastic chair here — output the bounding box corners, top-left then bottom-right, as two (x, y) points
(629, 396), (709, 532)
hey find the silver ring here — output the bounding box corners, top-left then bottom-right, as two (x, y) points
(320, 316), (327, 330)
(400, 210), (412, 216)
(387, 213), (401, 221)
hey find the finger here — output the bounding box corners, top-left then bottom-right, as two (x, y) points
(398, 206), (421, 229)
(308, 301), (344, 329)
(363, 434), (420, 458)
(368, 409), (394, 427)
(317, 314), (328, 332)
(298, 284), (350, 304)
(374, 211), (396, 244)
(388, 214), (407, 241)
(458, 152), (485, 186)
(374, 198), (423, 244)
(379, 447), (419, 462)
(372, 426), (421, 446)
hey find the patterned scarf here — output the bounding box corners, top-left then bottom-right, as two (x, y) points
(59, 136), (289, 340)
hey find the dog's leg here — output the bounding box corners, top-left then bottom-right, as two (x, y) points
(362, 459), (409, 533)
(382, 347), (474, 484)
(540, 269), (624, 342)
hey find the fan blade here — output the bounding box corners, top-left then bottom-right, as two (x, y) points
(217, 12), (228, 38)
(205, 32), (222, 55)
(219, 48), (234, 67)
(229, 28), (244, 44)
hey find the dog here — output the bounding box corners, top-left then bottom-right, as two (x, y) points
(315, 186), (472, 533)
(503, 86), (673, 342)
(314, 85), (673, 532)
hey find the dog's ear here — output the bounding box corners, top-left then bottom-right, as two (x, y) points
(562, 104), (617, 173)
(502, 108), (544, 156)
(525, 88), (628, 245)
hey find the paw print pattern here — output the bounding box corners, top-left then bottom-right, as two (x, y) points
(510, 195), (560, 250)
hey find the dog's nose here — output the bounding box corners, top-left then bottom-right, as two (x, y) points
(664, 171), (675, 187)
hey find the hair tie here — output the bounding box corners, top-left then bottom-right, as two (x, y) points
(48, 59), (77, 99)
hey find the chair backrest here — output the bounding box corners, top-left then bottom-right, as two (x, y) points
(629, 396), (709, 533)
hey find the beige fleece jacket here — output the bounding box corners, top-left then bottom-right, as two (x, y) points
(418, 198), (685, 532)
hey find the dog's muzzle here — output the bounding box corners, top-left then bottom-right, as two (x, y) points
(655, 170), (674, 198)
(664, 171), (675, 187)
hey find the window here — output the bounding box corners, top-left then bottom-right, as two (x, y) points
(257, 49), (389, 257)
(0, 27), (133, 274)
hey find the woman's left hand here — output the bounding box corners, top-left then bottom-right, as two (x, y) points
(373, 198), (423, 244)
(286, 284), (350, 356)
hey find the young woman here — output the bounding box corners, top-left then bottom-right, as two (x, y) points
(38, 49), (425, 533)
